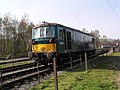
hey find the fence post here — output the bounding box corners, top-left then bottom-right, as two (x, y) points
(70, 56), (73, 70)
(0, 71), (2, 90)
(85, 53), (88, 72)
(37, 61), (40, 84)
(53, 57), (58, 90)
(12, 56), (14, 66)
(80, 55), (82, 65)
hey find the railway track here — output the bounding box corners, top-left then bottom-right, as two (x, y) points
(0, 57), (31, 65)
(0, 63), (35, 73)
(0, 63), (51, 90)
(0, 56), (27, 60)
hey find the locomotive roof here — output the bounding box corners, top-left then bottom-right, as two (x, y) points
(33, 22), (94, 37)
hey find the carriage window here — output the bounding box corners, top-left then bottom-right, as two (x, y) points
(67, 31), (72, 49)
(92, 38), (95, 43)
(59, 30), (64, 39)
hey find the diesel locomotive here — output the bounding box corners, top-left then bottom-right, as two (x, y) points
(29, 22), (96, 65)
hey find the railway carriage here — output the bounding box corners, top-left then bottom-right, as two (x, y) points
(29, 22), (95, 65)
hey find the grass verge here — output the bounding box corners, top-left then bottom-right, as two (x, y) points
(30, 52), (120, 90)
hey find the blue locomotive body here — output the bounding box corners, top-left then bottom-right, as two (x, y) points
(30, 23), (95, 65)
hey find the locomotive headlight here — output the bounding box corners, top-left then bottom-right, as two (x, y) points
(40, 47), (44, 51)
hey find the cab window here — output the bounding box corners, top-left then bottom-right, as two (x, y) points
(46, 27), (55, 37)
(59, 30), (64, 39)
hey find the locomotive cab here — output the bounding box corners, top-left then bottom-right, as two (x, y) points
(30, 24), (57, 64)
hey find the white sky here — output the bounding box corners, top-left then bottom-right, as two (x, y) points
(0, 0), (120, 39)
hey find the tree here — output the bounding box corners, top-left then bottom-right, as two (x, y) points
(12, 16), (19, 55)
(27, 22), (34, 51)
(18, 14), (29, 54)
(0, 15), (2, 57)
(18, 13), (34, 55)
(0, 13), (34, 57)
(90, 30), (101, 48)
(2, 13), (13, 55)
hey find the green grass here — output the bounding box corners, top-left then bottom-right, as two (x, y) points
(30, 52), (120, 90)
(110, 52), (120, 56)
(72, 70), (116, 90)
(30, 70), (117, 90)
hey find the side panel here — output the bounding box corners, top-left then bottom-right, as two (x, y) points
(71, 30), (95, 52)
(72, 30), (84, 52)
(56, 25), (95, 54)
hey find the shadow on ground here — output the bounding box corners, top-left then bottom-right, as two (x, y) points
(88, 56), (120, 71)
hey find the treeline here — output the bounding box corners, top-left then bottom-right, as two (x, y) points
(83, 28), (119, 48)
(0, 13), (34, 58)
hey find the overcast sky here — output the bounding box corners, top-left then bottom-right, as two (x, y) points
(0, 0), (120, 39)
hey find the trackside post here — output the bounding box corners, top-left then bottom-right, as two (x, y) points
(53, 57), (58, 90)
(0, 71), (2, 90)
(37, 61), (40, 84)
(85, 53), (88, 72)
(70, 56), (73, 70)
(80, 55), (82, 65)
